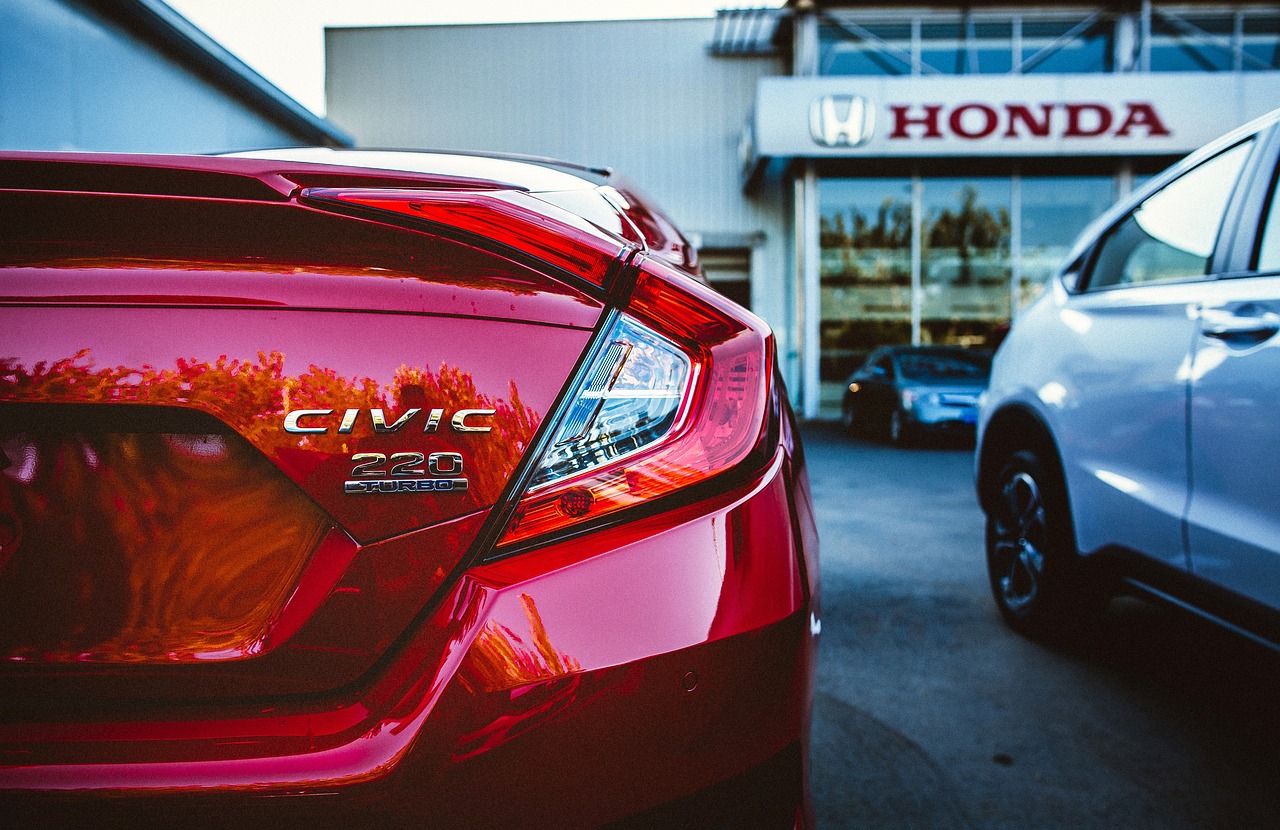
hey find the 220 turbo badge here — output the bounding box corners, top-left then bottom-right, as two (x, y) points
(343, 451), (469, 495)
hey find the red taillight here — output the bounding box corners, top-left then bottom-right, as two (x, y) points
(498, 257), (772, 548)
(300, 187), (631, 289)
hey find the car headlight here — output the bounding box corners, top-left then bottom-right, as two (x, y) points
(902, 389), (940, 409)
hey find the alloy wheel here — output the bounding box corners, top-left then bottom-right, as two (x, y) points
(991, 470), (1047, 615)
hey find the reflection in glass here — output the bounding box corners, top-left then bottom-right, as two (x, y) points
(922, 178), (1011, 346)
(1150, 15), (1235, 72)
(915, 21), (1014, 75)
(817, 168), (1166, 414)
(819, 179), (913, 413)
(1022, 19), (1112, 73)
(818, 22), (912, 75)
(919, 22), (965, 74)
(812, 9), (1280, 78)
(1019, 177), (1114, 308)
(1243, 16), (1280, 70)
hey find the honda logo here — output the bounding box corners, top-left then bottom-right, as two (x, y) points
(810, 95), (875, 147)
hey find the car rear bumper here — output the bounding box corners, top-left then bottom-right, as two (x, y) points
(1, 449), (817, 829)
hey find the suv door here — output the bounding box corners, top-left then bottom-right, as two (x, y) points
(1186, 126), (1280, 609)
(1060, 138), (1256, 569)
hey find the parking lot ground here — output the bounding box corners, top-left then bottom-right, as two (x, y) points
(802, 421), (1280, 830)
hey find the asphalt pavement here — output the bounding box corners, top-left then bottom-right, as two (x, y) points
(802, 421), (1280, 829)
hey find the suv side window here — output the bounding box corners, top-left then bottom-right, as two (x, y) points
(1086, 140), (1254, 291)
(871, 355), (894, 380)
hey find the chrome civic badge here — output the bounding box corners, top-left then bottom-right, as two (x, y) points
(284, 408), (495, 435)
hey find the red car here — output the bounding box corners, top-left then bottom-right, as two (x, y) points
(0, 149), (819, 828)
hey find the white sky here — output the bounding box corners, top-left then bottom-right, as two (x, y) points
(165, 1), (769, 116)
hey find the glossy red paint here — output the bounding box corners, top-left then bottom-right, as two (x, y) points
(0, 150), (817, 828)
(0, 149), (567, 198)
(1, 190), (603, 329)
(609, 175), (701, 275)
(472, 451), (802, 690)
(0, 423), (332, 664)
(301, 187), (635, 290)
(1, 306), (583, 542)
(2, 449), (812, 828)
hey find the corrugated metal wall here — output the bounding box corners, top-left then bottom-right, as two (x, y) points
(0, 0), (301, 152)
(326, 18), (793, 371)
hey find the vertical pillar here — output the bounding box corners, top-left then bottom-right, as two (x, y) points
(793, 1), (819, 77)
(1010, 173), (1022, 318)
(1233, 11), (1245, 72)
(800, 162), (822, 419)
(911, 18), (923, 76)
(1140, 0), (1152, 72)
(1117, 159), (1134, 201)
(794, 1), (821, 418)
(790, 174), (804, 412)
(1114, 13), (1138, 72)
(911, 175), (923, 346)
(1011, 17), (1022, 73)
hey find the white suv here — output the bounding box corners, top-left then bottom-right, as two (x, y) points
(977, 108), (1280, 645)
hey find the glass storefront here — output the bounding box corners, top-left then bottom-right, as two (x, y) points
(818, 178), (912, 412)
(817, 173), (1116, 415)
(816, 7), (1280, 78)
(733, 2), (1280, 417)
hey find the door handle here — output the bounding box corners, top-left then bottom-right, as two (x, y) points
(1200, 308), (1280, 346)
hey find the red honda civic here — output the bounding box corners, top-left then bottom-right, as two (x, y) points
(0, 149), (820, 828)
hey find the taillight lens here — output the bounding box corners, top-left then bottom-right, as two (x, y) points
(499, 257), (772, 548)
(530, 315), (692, 488)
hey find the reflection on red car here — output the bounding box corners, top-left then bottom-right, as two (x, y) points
(0, 149), (819, 828)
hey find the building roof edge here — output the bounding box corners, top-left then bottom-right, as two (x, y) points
(88, 0), (353, 147)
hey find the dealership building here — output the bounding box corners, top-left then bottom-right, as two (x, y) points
(329, 1), (1280, 417)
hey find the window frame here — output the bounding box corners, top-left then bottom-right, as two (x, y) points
(1235, 122), (1280, 275)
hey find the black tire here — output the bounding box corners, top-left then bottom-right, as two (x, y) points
(888, 409), (912, 447)
(841, 398), (857, 434)
(984, 449), (1107, 639)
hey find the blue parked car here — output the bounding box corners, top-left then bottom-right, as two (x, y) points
(841, 345), (991, 446)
